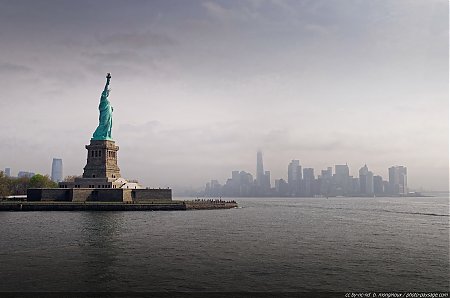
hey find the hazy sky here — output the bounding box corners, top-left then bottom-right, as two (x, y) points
(0, 0), (448, 191)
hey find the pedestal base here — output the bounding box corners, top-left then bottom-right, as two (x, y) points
(83, 140), (121, 179)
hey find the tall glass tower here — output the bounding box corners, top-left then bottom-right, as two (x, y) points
(51, 158), (63, 182)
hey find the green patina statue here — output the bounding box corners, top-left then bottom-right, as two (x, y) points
(92, 73), (113, 141)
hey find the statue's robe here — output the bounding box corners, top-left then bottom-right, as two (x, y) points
(92, 86), (113, 140)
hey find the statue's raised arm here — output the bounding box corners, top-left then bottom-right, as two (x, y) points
(105, 72), (111, 89)
(92, 73), (114, 141)
(102, 73), (111, 97)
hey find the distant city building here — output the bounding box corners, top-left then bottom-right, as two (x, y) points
(206, 180), (222, 197)
(255, 151), (271, 195)
(335, 164), (349, 176)
(18, 171), (35, 178)
(232, 170), (239, 181)
(256, 151), (264, 187)
(4, 167), (11, 177)
(302, 168), (315, 197)
(334, 164), (350, 196)
(239, 171), (254, 196)
(303, 168), (315, 181)
(319, 167), (333, 196)
(263, 170), (271, 190)
(222, 170), (255, 197)
(351, 177), (360, 194)
(51, 158), (63, 182)
(373, 175), (384, 195)
(275, 178), (289, 196)
(359, 164), (374, 195)
(288, 160), (302, 196)
(321, 167), (332, 179)
(382, 180), (390, 195)
(388, 166), (407, 195)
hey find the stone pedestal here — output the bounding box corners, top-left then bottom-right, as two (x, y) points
(83, 140), (121, 179)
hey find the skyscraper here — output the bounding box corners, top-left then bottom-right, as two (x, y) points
(275, 178), (288, 196)
(264, 170), (271, 190)
(302, 167), (315, 197)
(373, 175), (384, 195)
(321, 167), (332, 179)
(335, 164), (350, 195)
(288, 160), (302, 196)
(319, 167), (333, 196)
(359, 164), (374, 195)
(288, 160), (301, 183)
(303, 168), (315, 181)
(351, 177), (360, 194)
(335, 164), (349, 176)
(4, 168), (11, 177)
(388, 166), (407, 195)
(208, 180), (222, 196)
(256, 151), (264, 187)
(51, 158), (63, 182)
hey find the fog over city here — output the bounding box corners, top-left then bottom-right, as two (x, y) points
(0, 0), (447, 191)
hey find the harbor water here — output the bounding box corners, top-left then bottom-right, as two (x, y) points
(0, 196), (448, 292)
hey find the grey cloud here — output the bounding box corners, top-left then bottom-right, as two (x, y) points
(97, 32), (177, 48)
(201, 2), (238, 21)
(82, 51), (152, 78)
(85, 50), (144, 65)
(117, 120), (348, 158)
(118, 121), (160, 134)
(0, 62), (32, 74)
(82, 35), (177, 78)
(84, 49), (170, 72)
(40, 69), (88, 87)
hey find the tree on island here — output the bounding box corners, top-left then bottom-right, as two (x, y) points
(0, 171), (9, 197)
(0, 173), (57, 197)
(29, 174), (58, 189)
(63, 175), (81, 182)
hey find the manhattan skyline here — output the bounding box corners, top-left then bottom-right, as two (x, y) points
(0, 0), (447, 191)
(203, 150), (411, 197)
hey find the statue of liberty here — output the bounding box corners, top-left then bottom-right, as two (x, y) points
(92, 73), (113, 140)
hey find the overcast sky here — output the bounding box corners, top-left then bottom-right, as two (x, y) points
(0, 0), (448, 191)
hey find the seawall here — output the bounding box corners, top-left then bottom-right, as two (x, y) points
(0, 200), (238, 211)
(185, 199), (238, 210)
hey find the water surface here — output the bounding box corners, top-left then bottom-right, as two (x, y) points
(0, 196), (448, 292)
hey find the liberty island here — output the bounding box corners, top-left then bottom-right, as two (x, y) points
(0, 73), (237, 211)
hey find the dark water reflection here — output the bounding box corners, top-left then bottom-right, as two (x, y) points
(0, 196), (448, 292)
(79, 213), (126, 291)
